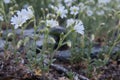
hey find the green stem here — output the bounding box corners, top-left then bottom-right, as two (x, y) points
(1, 1), (10, 59)
(108, 34), (120, 55)
(81, 35), (85, 56)
(12, 26), (17, 56)
(52, 29), (73, 59)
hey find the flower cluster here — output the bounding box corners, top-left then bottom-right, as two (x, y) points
(74, 20), (84, 35)
(50, 0), (119, 17)
(70, 6), (79, 16)
(66, 19), (84, 35)
(52, 4), (68, 19)
(98, 0), (111, 4)
(64, 0), (75, 7)
(4, 0), (11, 4)
(11, 7), (34, 29)
(46, 19), (59, 28)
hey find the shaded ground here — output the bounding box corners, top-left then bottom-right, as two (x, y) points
(0, 25), (120, 80)
(0, 52), (119, 80)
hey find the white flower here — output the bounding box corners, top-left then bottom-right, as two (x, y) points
(18, 7), (34, 21)
(46, 13), (56, 19)
(96, 10), (105, 16)
(79, 3), (85, 8)
(86, 9), (93, 16)
(16, 11), (26, 23)
(11, 15), (25, 29)
(74, 20), (84, 35)
(4, 0), (10, 4)
(86, 0), (95, 4)
(66, 19), (84, 35)
(0, 16), (3, 21)
(70, 6), (79, 15)
(26, 7), (34, 19)
(11, 6), (34, 29)
(98, 0), (111, 4)
(64, 0), (73, 4)
(64, 0), (75, 7)
(79, 3), (86, 12)
(54, 5), (68, 18)
(66, 18), (75, 28)
(46, 19), (59, 28)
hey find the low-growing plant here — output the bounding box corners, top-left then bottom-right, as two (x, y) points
(0, 0), (120, 79)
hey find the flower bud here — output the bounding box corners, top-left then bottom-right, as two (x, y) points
(17, 40), (23, 49)
(7, 32), (14, 38)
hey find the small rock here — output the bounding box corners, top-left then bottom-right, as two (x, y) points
(50, 27), (66, 36)
(49, 26), (66, 42)
(90, 46), (103, 59)
(2, 29), (35, 41)
(50, 27), (69, 50)
(112, 46), (120, 54)
(54, 50), (71, 62)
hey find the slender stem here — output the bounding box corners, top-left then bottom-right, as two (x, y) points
(52, 29), (73, 59)
(108, 34), (120, 55)
(1, 1), (10, 59)
(81, 35), (85, 56)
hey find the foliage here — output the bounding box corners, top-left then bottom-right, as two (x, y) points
(0, 0), (120, 79)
